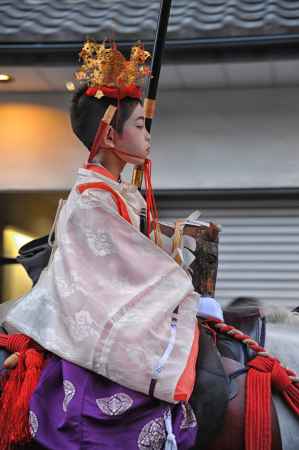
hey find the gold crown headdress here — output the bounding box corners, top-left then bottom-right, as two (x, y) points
(75, 40), (151, 98)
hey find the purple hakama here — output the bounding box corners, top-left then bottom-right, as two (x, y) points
(29, 356), (198, 449)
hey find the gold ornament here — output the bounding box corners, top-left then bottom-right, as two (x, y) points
(75, 40), (151, 89)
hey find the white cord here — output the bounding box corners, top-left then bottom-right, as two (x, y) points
(164, 408), (178, 450)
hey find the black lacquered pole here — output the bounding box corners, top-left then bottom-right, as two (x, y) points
(132, 0), (172, 193)
(145, 0), (172, 133)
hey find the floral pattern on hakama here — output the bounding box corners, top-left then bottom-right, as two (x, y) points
(29, 410), (38, 438)
(180, 403), (197, 429)
(137, 417), (166, 450)
(96, 393), (133, 416)
(63, 380), (76, 412)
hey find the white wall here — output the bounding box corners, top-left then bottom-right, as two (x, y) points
(0, 92), (86, 191)
(1, 87), (299, 191)
(153, 87), (299, 189)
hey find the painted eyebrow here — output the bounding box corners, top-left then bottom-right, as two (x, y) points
(135, 116), (145, 121)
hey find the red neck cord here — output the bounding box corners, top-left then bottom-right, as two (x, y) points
(144, 159), (159, 242)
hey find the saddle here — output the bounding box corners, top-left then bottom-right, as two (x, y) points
(190, 309), (266, 449)
(217, 304), (266, 365)
(16, 235), (53, 286)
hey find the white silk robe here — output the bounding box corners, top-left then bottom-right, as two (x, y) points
(0, 166), (198, 403)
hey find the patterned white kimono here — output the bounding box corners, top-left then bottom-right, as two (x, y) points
(0, 165), (198, 403)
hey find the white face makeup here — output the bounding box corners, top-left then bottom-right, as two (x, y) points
(111, 103), (151, 165)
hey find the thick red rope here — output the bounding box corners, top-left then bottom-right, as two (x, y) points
(0, 333), (45, 449)
(206, 320), (299, 450)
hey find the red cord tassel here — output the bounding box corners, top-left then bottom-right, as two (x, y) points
(0, 334), (45, 449)
(144, 159), (159, 242)
(246, 355), (299, 450)
(245, 366), (272, 450)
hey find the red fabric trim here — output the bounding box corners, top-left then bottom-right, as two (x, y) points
(85, 84), (142, 100)
(77, 182), (132, 224)
(84, 164), (118, 182)
(173, 322), (200, 402)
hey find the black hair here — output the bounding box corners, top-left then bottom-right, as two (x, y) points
(70, 85), (142, 150)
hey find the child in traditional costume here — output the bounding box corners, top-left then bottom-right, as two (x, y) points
(0, 41), (209, 450)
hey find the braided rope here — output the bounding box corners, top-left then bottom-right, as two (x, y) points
(208, 320), (299, 383)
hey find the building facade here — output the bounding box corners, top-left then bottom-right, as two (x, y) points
(0, 1), (298, 306)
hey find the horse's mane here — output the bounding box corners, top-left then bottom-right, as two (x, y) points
(263, 306), (299, 325)
(226, 297), (299, 326)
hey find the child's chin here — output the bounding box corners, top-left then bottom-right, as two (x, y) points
(123, 155), (146, 166)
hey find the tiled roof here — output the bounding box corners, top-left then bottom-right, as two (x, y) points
(1, 0), (299, 43)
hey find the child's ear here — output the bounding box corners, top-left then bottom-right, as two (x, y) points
(103, 126), (115, 149)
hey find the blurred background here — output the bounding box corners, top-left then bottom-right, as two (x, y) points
(0, 0), (298, 307)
